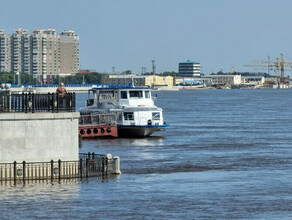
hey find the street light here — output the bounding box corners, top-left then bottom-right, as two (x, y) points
(16, 71), (21, 85)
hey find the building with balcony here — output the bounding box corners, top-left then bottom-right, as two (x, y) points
(0, 30), (11, 72)
(60, 30), (79, 77)
(0, 28), (79, 83)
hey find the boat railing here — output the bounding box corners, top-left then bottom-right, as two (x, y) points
(79, 112), (117, 125)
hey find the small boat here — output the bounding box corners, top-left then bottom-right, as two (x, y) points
(79, 85), (168, 137)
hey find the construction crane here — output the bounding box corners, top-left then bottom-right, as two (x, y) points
(244, 53), (292, 83)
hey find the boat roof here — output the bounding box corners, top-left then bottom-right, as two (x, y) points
(90, 84), (152, 91)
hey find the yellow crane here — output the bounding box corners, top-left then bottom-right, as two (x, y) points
(244, 53), (292, 83)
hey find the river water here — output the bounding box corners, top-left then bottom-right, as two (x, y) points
(1, 89), (292, 219)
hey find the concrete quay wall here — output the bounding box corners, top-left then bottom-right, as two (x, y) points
(11, 86), (91, 94)
(0, 112), (80, 163)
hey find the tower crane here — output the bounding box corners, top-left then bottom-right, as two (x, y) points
(244, 53), (292, 83)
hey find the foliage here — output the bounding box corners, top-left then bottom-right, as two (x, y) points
(21, 73), (37, 84)
(159, 71), (178, 77)
(0, 72), (36, 84)
(141, 71), (178, 76)
(0, 72), (14, 84)
(56, 72), (103, 84)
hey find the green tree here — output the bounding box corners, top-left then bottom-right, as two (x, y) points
(20, 73), (36, 84)
(159, 71), (178, 76)
(0, 72), (14, 84)
(0, 72), (37, 85)
(54, 72), (103, 85)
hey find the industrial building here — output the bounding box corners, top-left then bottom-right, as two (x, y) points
(241, 76), (265, 85)
(101, 74), (174, 87)
(178, 60), (201, 77)
(208, 75), (241, 86)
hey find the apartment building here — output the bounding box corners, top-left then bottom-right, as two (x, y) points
(0, 30), (11, 72)
(60, 30), (79, 77)
(0, 28), (79, 82)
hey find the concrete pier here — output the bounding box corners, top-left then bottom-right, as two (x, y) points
(0, 91), (121, 182)
(0, 112), (80, 163)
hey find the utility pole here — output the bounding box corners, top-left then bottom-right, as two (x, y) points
(268, 55), (270, 75)
(141, 67), (146, 74)
(152, 60), (156, 75)
(152, 60), (156, 86)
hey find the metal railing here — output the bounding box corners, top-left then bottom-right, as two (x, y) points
(79, 112), (118, 125)
(0, 92), (75, 113)
(0, 160), (79, 182)
(0, 153), (120, 184)
(79, 153), (106, 178)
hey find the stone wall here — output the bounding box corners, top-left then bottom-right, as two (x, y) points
(0, 112), (80, 163)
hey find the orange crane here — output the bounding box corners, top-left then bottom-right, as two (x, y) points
(244, 53), (292, 83)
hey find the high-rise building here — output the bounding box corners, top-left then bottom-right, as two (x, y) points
(0, 30), (11, 72)
(60, 30), (79, 77)
(178, 60), (201, 77)
(0, 28), (79, 83)
(31, 29), (61, 82)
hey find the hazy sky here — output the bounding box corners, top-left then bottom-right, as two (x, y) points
(1, 0), (292, 75)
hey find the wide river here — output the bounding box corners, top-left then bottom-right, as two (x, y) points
(1, 89), (292, 219)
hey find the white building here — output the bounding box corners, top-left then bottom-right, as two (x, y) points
(210, 75), (241, 85)
(241, 76), (265, 85)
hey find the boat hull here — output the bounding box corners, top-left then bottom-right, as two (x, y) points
(79, 124), (118, 138)
(117, 125), (167, 137)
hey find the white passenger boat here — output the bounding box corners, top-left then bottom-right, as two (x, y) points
(80, 85), (168, 137)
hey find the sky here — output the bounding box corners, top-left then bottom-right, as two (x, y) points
(1, 0), (292, 75)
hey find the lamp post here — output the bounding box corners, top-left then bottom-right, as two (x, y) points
(16, 71), (21, 85)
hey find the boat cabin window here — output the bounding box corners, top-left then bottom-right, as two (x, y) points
(121, 91), (127, 99)
(152, 112), (160, 120)
(145, 91), (150, 98)
(87, 91), (95, 106)
(129, 91), (143, 98)
(99, 91), (118, 100)
(124, 112), (134, 120)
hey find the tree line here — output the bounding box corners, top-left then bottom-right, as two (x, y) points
(0, 72), (103, 85)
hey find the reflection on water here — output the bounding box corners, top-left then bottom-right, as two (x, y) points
(131, 136), (165, 147)
(0, 180), (81, 200)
